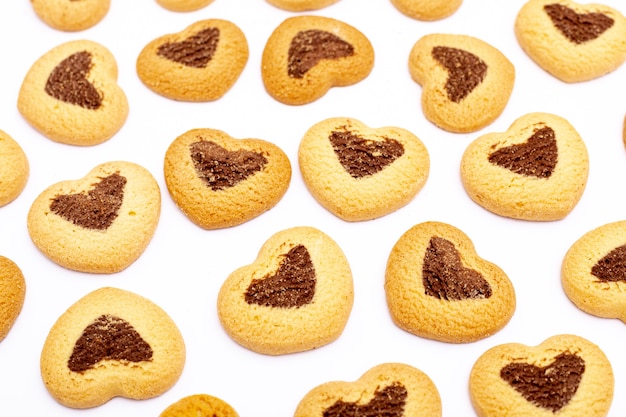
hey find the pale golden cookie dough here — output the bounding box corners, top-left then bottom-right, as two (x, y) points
(160, 394), (239, 417)
(390, 0), (462, 21)
(156, 0), (214, 12)
(266, 0), (340, 11)
(0, 256), (26, 342)
(0, 129), (29, 207)
(31, 0), (110, 31)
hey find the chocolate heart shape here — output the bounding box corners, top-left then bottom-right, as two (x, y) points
(323, 383), (407, 417)
(287, 29), (354, 78)
(500, 353), (585, 412)
(190, 140), (268, 191)
(422, 236), (492, 300)
(329, 129), (405, 178)
(157, 27), (219, 68)
(245, 245), (316, 308)
(544, 3), (614, 44)
(488, 126), (558, 178)
(68, 314), (153, 373)
(431, 46), (487, 102)
(592, 244), (626, 282)
(45, 51), (102, 109)
(49, 173), (126, 230)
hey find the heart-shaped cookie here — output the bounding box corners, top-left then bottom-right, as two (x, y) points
(294, 363), (441, 417)
(385, 221), (515, 343)
(217, 226), (353, 355)
(298, 117), (429, 221)
(390, 0), (463, 21)
(18, 40), (128, 146)
(515, 0), (626, 82)
(31, 0), (110, 31)
(470, 334), (613, 417)
(461, 112), (589, 221)
(40, 287), (185, 408)
(0, 256), (26, 342)
(155, 0), (214, 11)
(0, 129), (29, 207)
(27, 161), (161, 273)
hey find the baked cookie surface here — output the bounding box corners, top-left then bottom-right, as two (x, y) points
(409, 33), (515, 133)
(31, 0), (110, 31)
(0, 256), (26, 342)
(0, 129), (29, 207)
(298, 117), (429, 221)
(217, 226), (353, 355)
(385, 221), (515, 343)
(160, 394), (239, 417)
(266, 0), (340, 11)
(156, 0), (214, 12)
(390, 0), (463, 21)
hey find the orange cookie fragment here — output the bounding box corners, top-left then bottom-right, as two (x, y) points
(0, 256), (26, 342)
(0, 129), (29, 207)
(156, 0), (214, 12)
(266, 0), (340, 11)
(31, 0), (110, 31)
(390, 0), (462, 21)
(160, 394), (239, 417)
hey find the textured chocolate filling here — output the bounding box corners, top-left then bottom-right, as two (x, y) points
(323, 383), (407, 417)
(157, 27), (220, 68)
(245, 245), (315, 308)
(45, 50), (102, 109)
(500, 353), (585, 412)
(329, 129), (405, 178)
(488, 126), (558, 178)
(49, 172), (126, 230)
(287, 29), (354, 79)
(544, 3), (614, 44)
(68, 314), (153, 373)
(190, 140), (268, 191)
(431, 46), (487, 103)
(591, 244), (626, 282)
(422, 236), (492, 300)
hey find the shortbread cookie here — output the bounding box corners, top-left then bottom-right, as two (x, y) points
(27, 161), (161, 274)
(217, 226), (353, 355)
(40, 287), (185, 409)
(31, 0), (110, 31)
(164, 128), (291, 229)
(461, 112), (589, 221)
(137, 19), (248, 102)
(160, 394), (239, 417)
(409, 33), (515, 133)
(298, 117), (429, 221)
(156, 0), (214, 12)
(515, 0), (626, 82)
(266, 0), (340, 11)
(294, 363), (441, 417)
(470, 334), (613, 417)
(262, 15), (374, 105)
(390, 0), (463, 21)
(385, 221), (515, 343)
(0, 256), (26, 342)
(0, 129), (29, 207)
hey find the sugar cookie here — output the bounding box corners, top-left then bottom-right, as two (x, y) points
(31, 0), (110, 31)
(160, 394), (239, 417)
(156, 0), (214, 12)
(0, 129), (29, 207)
(0, 256), (26, 342)
(265, 0), (340, 11)
(390, 0), (462, 21)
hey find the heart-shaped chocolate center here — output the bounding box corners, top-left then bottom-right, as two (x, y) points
(591, 244), (626, 282)
(157, 27), (220, 68)
(431, 46), (487, 103)
(422, 236), (492, 300)
(329, 129), (405, 179)
(189, 140), (268, 191)
(323, 383), (407, 417)
(544, 3), (614, 44)
(245, 245), (316, 308)
(488, 126), (558, 178)
(68, 314), (153, 373)
(45, 50), (102, 109)
(49, 172), (126, 230)
(500, 353), (585, 412)
(287, 29), (354, 79)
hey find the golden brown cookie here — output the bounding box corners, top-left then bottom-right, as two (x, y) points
(156, 0), (214, 12)
(27, 161), (161, 274)
(0, 256), (26, 342)
(261, 15), (374, 105)
(160, 394), (239, 417)
(470, 334), (614, 417)
(408, 33), (515, 133)
(164, 128), (291, 229)
(385, 221), (515, 343)
(40, 287), (186, 409)
(294, 363), (441, 417)
(265, 0), (340, 11)
(217, 226), (353, 355)
(0, 129), (29, 207)
(136, 19), (249, 102)
(461, 112), (589, 221)
(515, 0), (626, 82)
(390, 0), (463, 21)
(31, 0), (111, 31)
(298, 117), (429, 221)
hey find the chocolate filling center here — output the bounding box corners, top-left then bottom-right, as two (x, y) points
(544, 3), (614, 44)
(287, 29), (354, 79)
(157, 27), (220, 68)
(323, 383), (407, 417)
(431, 46), (487, 103)
(45, 50), (102, 109)
(591, 244), (626, 282)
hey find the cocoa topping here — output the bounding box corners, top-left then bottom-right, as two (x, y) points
(45, 50), (102, 109)
(591, 244), (626, 282)
(544, 4), (614, 44)
(323, 383), (407, 417)
(422, 236), (492, 300)
(157, 27), (220, 68)
(68, 314), (153, 373)
(431, 46), (487, 103)
(190, 140), (268, 191)
(245, 245), (316, 308)
(49, 172), (126, 230)
(500, 353), (585, 412)
(287, 29), (354, 79)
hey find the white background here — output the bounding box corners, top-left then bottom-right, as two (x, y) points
(1, 0), (625, 416)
